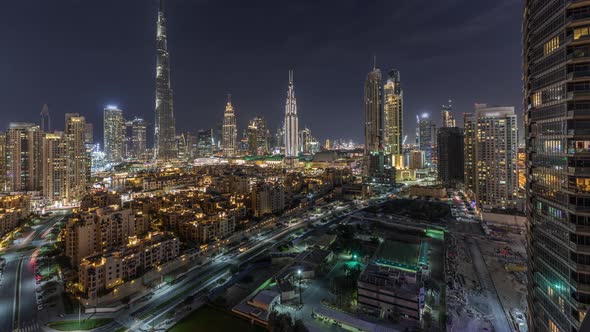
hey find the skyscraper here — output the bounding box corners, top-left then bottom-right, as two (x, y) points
(84, 123), (93, 144)
(40, 104), (50, 133)
(197, 129), (214, 157)
(0, 133), (5, 192)
(437, 127), (464, 187)
(463, 112), (476, 192)
(441, 100), (455, 128)
(103, 106), (124, 163)
(284, 70), (299, 159)
(6, 123), (43, 192)
(364, 65), (383, 154)
(130, 118), (147, 160)
(154, 0), (177, 161)
(383, 69), (403, 157)
(417, 114), (434, 166)
(222, 95), (237, 157)
(473, 104), (518, 209)
(65, 113), (88, 200)
(524, 2), (590, 331)
(42, 132), (68, 203)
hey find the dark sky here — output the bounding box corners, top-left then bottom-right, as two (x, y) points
(0, 0), (522, 146)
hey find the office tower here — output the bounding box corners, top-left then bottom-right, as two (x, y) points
(275, 126), (284, 151)
(364, 64), (383, 154)
(40, 104), (50, 133)
(197, 129), (214, 157)
(6, 123), (43, 192)
(383, 69), (403, 157)
(417, 114), (434, 165)
(154, 0), (177, 161)
(299, 128), (312, 155)
(103, 106), (124, 163)
(247, 122), (258, 156)
(253, 116), (269, 155)
(130, 118), (147, 159)
(284, 70), (299, 159)
(463, 113), (476, 192)
(176, 134), (187, 160)
(65, 113), (88, 200)
(524, 3), (590, 331)
(472, 104), (518, 209)
(84, 123), (93, 144)
(185, 132), (197, 159)
(222, 95), (237, 157)
(42, 132), (68, 203)
(325, 139), (331, 150)
(0, 133), (5, 191)
(441, 100), (455, 128)
(437, 127), (464, 187)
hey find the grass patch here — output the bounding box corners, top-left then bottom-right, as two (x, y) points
(47, 318), (113, 331)
(169, 305), (263, 332)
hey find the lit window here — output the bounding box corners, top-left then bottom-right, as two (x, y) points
(544, 35), (560, 55)
(549, 320), (560, 332)
(574, 27), (590, 40)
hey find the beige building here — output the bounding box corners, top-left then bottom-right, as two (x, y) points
(65, 113), (89, 200)
(251, 182), (285, 217)
(42, 132), (69, 203)
(6, 123), (43, 192)
(65, 205), (137, 265)
(78, 232), (179, 297)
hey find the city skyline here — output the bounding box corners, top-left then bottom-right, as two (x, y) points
(0, 0), (521, 145)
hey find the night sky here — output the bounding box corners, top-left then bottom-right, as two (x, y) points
(1, 0), (521, 145)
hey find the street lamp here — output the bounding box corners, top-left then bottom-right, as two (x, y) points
(297, 269), (302, 306)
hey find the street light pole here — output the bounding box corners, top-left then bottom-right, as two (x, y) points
(297, 269), (302, 306)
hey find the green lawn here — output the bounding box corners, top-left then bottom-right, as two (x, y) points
(169, 306), (264, 332)
(47, 318), (113, 331)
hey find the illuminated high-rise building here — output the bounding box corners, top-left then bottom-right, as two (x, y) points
(222, 95), (237, 157)
(524, 2), (590, 330)
(103, 106), (125, 163)
(364, 64), (382, 154)
(0, 133), (5, 191)
(246, 116), (269, 156)
(65, 113), (88, 200)
(84, 123), (93, 144)
(154, 0), (177, 161)
(42, 132), (68, 203)
(417, 114), (435, 166)
(130, 118), (147, 160)
(40, 104), (50, 133)
(197, 129), (214, 157)
(441, 100), (455, 128)
(463, 112), (476, 192)
(325, 139), (331, 150)
(473, 104), (518, 209)
(284, 70), (299, 159)
(299, 128), (314, 155)
(383, 69), (403, 157)
(6, 123), (43, 192)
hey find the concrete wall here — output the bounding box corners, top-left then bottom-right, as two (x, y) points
(482, 212), (526, 229)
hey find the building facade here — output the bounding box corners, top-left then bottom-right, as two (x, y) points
(154, 0), (177, 161)
(6, 123), (43, 192)
(417, 114), (435, 167)
(42, 132), (68, 203)
(284, 70), (299, 159)
(65, 113), (88, 200)
(437, 127), (464, 187)
(524, 2), (590, 331)
(463, 112), (477, 192)
(364, 66), (383, 154)
(383, 69), (403, 157)
(441, 100), (455, 128)
(222, 95), (237, 157)
(103, 106), (125, 163)
(473, 105), (518, 210)
(197, 128), (214, 157)
(130, 118), (147, 160)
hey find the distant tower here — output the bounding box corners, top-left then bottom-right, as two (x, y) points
(40, 104), (50, 133)
(364, 62), (383, 154)
(103, 106), (125, 162)
(154, 0), (177, 161)
(131, 118), (147, 160)
(284, 70), (299, 159)
(383, 69), (403, 156)
(441, 100), (455, 127)
(222, 94), (237, 157)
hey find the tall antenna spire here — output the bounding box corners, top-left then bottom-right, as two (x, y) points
(373, 55), (377, 70)
(289, 69), (293, 83)
(159, 0), (165, 12)
(227, 93), (231, 104)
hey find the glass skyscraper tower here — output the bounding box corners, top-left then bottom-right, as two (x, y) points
(524, 1), (590, 331)
(154, 0), (177, 161)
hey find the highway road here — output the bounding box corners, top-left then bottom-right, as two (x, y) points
(0, 214), (65, 332)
